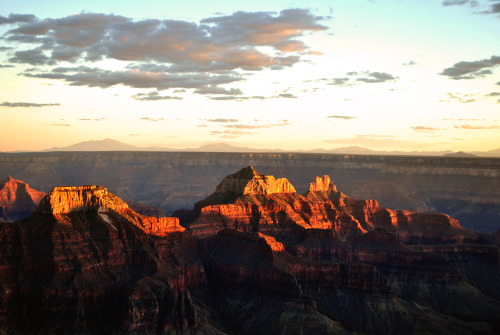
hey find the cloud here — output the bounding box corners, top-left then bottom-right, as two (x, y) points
(311, 71), (397, 87)
(140, 117), (164, 122)
(276, 93), (298, 98)
(403, 60), (417, 66)
(484, 92), (500, 97)
(210, 130), (254, 137)
(356, 71), (396, 83)
(0, 64), (14, 68)
(51, 123), (71, 126)
(454, 124), (500, 129)
(23, 66), (243, 91)
(327, 115), (356, 120)
(439, 92), (478, 103)
(2, 10), (327, 95)
(0, 101), (60, 107)
(204, 118), (240, 123)
(131, 91), (184, 101)
(442, 0), (476, 6)
(223, 120), (292, 129)
(0, 14), (36, 25)
(412, 126), (443, 132)
(194, 87), (243, 95)
(440, 55), (500, 80)
(78, 118), (108, 121)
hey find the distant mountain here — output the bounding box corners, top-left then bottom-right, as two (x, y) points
(45, 139), (176, 152)
(443, 151), (478, 158)
(33, 139), (500, 157)
(187, 142), (272, 153)
(46, 139), (142, 151)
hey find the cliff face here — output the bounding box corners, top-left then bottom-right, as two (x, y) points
(0, 169), (499, 334)
(0, 175), (46, 222)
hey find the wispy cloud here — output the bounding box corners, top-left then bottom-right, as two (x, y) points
(2, 10), (327, 95)
(439, 92), (478, 103)
(412, 126), (444, 132)
(454, 124), (500, 129)
(51, 123), (71, 126)
(0, 64), (14, 68)
(440, 55), (500, 80)
(78, 118), (108, 121)
(0, 101), (60, 107)
(356, 71), (396, 83)
(131, 91), (184, 101)
(223, 120), (292, 129)
(204, 118), (240, 123)
(327, 115), (356, 120)
(140, 117), (164, 122)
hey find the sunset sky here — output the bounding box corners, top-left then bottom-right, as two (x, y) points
(1, 0), (499, 152)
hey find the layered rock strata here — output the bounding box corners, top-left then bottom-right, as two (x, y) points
(0, 168), (499, 334)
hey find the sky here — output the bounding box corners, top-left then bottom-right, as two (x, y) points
(0, 0), (499, 152)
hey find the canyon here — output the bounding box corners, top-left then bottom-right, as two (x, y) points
(0, 151), (499, 233)
(0, 166), (499, 334)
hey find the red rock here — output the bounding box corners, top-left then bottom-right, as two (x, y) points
(0, 175), (46, 221)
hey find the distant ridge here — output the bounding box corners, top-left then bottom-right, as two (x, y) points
(14, 138), (500, 157)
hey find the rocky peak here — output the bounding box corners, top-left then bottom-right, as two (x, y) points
(215, 166), (296, 195)
(308, 175), (338, 192)
(37, 185), (129, 214)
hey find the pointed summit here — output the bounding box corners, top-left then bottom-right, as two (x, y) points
(215, 166), (296, 195)
(309, 175), (337, 192)
(0, 175), (46, 221)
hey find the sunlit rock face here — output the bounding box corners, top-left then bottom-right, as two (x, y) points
(183, 166), (473, 245)
(0, 175), (46, 222)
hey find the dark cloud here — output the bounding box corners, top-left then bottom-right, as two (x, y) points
(0, 47), (13, 52)
(2, 10), (327, 94)
(276, 93), (298, 98)
(454, 125), (500, 129)
(356, 72), (396, 83)
(440, 55), (500, 79)
(442, 0), (475, 6)
(484, 92), (500, 97)
(194, 87), (243, 95)
(0, 14), (36, 25)
(327, 115), (356, 120)
(23, 66), (242, 91)
(0, 64), (14, 68)
(131, 91), (183, 101)
(0, 101), (60, 107)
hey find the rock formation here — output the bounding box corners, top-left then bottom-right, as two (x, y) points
(0, 168), (499, 334)
(0, 175), (45, 222)
(183, 167), (474, 244)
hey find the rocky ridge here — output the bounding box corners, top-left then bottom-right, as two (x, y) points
(0, 167), (499, 334)
(184, 167), (471, 244)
